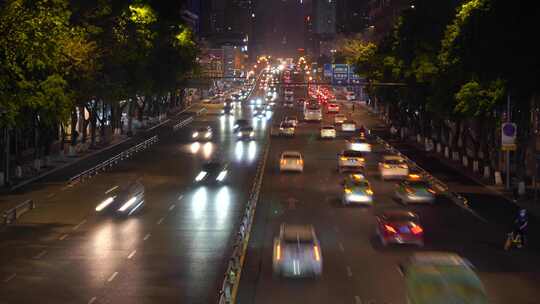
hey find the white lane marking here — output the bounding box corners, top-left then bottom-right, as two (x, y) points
(338, 242), (345, 252)
(157, 217), (164, 225)
(354, 296), (361, 304)
(107, 271), (118, 282)
(105, 185), (119, 194)
(73, 219), (87, 231)
(168, 204), (176, 211)
(33, 250), (47, 259)
(46, 193), (55, 198)
(177, 194), (184, 201)
(346, 266), (353, 277)
(3, 273), (16, 283)
(143, 233), (151, 241)
(59, 234), (69, 240)
(127, 250), (137, 259)
(88, 297), (97, 304)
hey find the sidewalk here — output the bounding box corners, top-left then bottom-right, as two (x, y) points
(348, 102), (540, 250)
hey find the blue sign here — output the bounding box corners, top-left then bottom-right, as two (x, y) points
(332, 64), (349, 85)
(323, 64), (333, 78)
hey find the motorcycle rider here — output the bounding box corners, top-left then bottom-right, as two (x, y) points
(512, 208), (529, 247)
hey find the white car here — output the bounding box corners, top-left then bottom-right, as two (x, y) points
(284, 116), (298, 127)
(334, 114), (347, 124)
(347, 137), (372, 152)
(273, 224), (322, 278)
(337, 150), (366, 173)
(280, 151), (304, 172)
(320, 126), (336, 139)
(379, 155), (409, 180)
(279, 122), (295, 136)
(345, 92), (356, 101)
(341, 120), (356, 132)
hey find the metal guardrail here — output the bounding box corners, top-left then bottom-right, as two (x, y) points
(172, 117), (194, 132)
(68, 135), (159, 185)
(3, 199), (35, 225)
(218, 139), (270, 304)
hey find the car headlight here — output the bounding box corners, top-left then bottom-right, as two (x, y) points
(344, 188), (352, 194)
(237, 132), (242, 136)
(96, 196), (115, 212)
(205, 132), (212, 138)
(192, 132), (199, 138)
(216, 170), (227, 181)
(195, 171), (207, 182)
(118, 197), (137, 212)
(250, 132), (254, 137)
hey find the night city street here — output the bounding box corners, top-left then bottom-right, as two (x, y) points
(2, 1), (540, 304)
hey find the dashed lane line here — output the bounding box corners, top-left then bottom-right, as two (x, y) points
(346, 266), (353, 277)
(105, 185), (119, 194)
(3, 273), (16, 283)
(339, 242), (345, 252)
(143, 233), (151, 241)
(107, 271), (118, 282)
(73, 219), (87, 231)
(127, 250), (137, 259)
(157, 217), (165, 225)
(88, 296), (97, 304)
(178, 194), (184, 201)
(168, 204), (176, 211)
(33, 250), (47, 259)
(59, 234), (69, 240)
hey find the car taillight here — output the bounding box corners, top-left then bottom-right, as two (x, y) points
(340, 156), (347, 161)
(280, 160), (286, 165)
(359, 158), (365, 162)
(384, 225), (397, 234)
(276, 244), (281, 260)
(411, 224), (423, 235)
(297, 160), (303, 165)
(365, 189), (373, 195)
(399, 164), (408, 169)
(313, 245), (321, 261)
(383, 164), (391, 169)
(405, 187), (416, 194)
(427, 188), (436, 194)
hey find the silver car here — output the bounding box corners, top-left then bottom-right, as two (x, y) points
(95, 179), (145, 216)
(273, 224), (322, 278)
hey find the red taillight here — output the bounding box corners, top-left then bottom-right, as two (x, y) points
(411, 224), (423, 235)
(384, 225), (397, 234)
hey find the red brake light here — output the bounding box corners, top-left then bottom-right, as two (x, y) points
(384, 225), (397, 234)
(411, 224), (423, 235)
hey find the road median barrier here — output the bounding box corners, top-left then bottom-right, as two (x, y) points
(172, 117), (194, 132)
(3, 199), (35, 225)
(218, 135), (270, 304)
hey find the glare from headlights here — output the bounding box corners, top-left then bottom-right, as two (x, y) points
(250, 131), (254, 137)
(195, 171), (207, 182)
(118, 197), (138, 212)
(192, 132), (199, 138)
(205, 132), (212, 138)
(203, 142), (213, 159)
(190, 142), (200, 154)
(216, 170), (227, 181)
(96, 196), (115, 211)
(128, 200), (144, 215)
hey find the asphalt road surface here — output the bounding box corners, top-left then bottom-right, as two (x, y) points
(0, 87), (269, 303)
(238, 98), (540, 304)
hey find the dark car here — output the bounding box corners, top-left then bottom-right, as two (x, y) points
(192, 126), (213, 140)
(95, 179), (145, 216)
(221, 105), (234, 115)
(233, 119), (250, 131)
(376, 210), (424, 246)
(194, 161), (229, 183)
(237, 126), (254, 140)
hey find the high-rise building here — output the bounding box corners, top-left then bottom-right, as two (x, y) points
(335, 0), (370, 34)
(313, 0), (336, 36)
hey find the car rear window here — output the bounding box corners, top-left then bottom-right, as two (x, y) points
(281, 122), (294, 128)
(384, 213), (418, 222)
(384, 159), (405, 165)
(322, 126), (335, 130)
(343, 151), (364, 157)
(240, 127), (253, 132)
(283, 154), (301, 159)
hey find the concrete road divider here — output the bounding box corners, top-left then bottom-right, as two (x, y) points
(172, 117), (194, 132)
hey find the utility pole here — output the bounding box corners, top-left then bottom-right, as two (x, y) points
(506, 92), (511, 189)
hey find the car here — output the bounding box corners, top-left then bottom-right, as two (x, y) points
(253, 108), (266, 119)
(273, 223), (322, 278)
(249, 98), (263, 106)
(284, 116), (298, 127)
(341, 120), (356, 132)
(236, 126), (255, 140)
(283, 100), (294, 107)
(395, 178), (436, 204)
(95, 179), (145, 216)
(345, 91), (356, 101)
(233, 119), (249, 131)
(347, 137), (372, 152)
(194, 161), (229, 184)
(320, 125), (336, 139)
(379, 155), (409, 180)
(279, 121), (295, 136)
(376, 210), (424, 246)
(279, 151), (304, 172)
(399, 252), (488, 304)
(221, 105), (234, 115)
(192, 126), (213, 141)
(341, 174), (374, 205)
(334, 114), (347, 124)
(337, 150), (366, 173)
(327, 103), (340, 113)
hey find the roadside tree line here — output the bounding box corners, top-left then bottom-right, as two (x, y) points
(345, 0), (540, 185)
(0, 0), (198, 184)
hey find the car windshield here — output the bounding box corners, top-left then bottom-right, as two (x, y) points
(281, 122), (294, 128)
(283, 154), (301, 159)
(197, 127), (209, 132)
(343, 151), (364, 157)
(202, 162), (222, 172)
(240, 127), (253, 132)
(349, 180), (369, 187)
(322, 126), (334, 130)
(283, 229), (314, 243)
(385, 159), (405, 165)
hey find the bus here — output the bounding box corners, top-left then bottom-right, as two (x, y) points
(304, 103), (322, 121)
